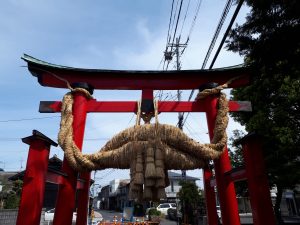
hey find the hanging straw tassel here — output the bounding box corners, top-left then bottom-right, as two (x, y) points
(155, 148), (165, 179)
(143, 186), (153, 200)
(135, 171), (144, 185)
(144, 178), (156, 187)
(156, 187), (167, 199)
(155, 178), (166, 188)
(129, 188), (137, 199)
(136, 185), (144, 202)
(134, 151), (144, 185)
(145, 147), (157, 178)
(129, 184), (143, 201)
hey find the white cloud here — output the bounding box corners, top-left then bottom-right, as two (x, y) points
(112, 19), (166, 70)
(136, 19), (152, 44)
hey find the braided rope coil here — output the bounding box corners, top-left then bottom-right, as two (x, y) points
(58, 85), (229, 201)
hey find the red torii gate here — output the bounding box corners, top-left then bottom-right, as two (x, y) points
(17, 54), (276, 225)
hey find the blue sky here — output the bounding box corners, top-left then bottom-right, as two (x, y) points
(0, 0), (248, 188)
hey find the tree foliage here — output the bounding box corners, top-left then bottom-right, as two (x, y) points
(227, 0), (300, 222)
(177, 181), (203, 224)
(228, 129), (245, 168)
(228, 130), (249, 197)
(0, 180), (23, 209)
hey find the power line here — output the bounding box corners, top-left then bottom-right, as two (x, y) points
(186, 0), (203, 43)
(209, 0), (245, 69)
(164, 0), (184, 71)
(182, 0), (245, 128)
(166, 0), (175, 46)
(0, 116), (60, 123)
(202, 0), (232, 69)
(182, 0), (234, 121)
(95, 169), (116, 180)
(179, 0), (191, 39)
(170, 0), (184, 50)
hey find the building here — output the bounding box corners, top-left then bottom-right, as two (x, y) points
(98, 185), (110, 210)
(98, 171), (199, 211)
(165, 171), (199, 202)
(8, 155), (62, 210)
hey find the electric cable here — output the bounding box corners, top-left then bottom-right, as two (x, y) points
(186, 0), (203, 43)
(209, 0), (244, 69)
(0, 116), (60, 123)
(182, 0), (244, 127)
(202, 0), (232, 69)
(179, 0), (191, 39)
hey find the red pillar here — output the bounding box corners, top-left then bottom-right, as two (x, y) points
(203, 165), (219, 225)
(54, 85), (91, 225)
(241, 133), (276, 225)
(16, 130), (57, 225)
(204, 94), (240, 225)
(76, 172), (91, 225)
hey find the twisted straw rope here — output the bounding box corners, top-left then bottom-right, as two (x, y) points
(57, 81), (231, 172)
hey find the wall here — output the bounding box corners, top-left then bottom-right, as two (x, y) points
(109, 179), (120, 195)
(0, 208), (45, 225)
(165, 180), (181, 198)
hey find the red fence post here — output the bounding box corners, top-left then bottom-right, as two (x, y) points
(240, 133), (276, 225)
(54, 83), (93, 225)
(203, 165), (219, 225)
(16, 130), (57, 225)
(204, 91), (240, 225)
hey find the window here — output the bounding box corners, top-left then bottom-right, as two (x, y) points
(160, 204), (170, 208)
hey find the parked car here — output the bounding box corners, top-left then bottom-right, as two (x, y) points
(167, 208), (177, 220)
(90, 218), (103, 225)
(156, 203), (176, 215)
(45, 208), (77, 221)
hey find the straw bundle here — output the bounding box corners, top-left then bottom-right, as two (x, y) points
(134, 151), (144, 185)
(143, 187), (153, 200)
(145, 147), (156, 179)
(57, 85), (230, 201)
(154, 148), (165, 179)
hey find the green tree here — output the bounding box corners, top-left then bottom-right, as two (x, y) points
(227, 1), (300, 223)
(177, 181), (204, 225)
(228, 130), (248, 197)
(228, 129), (245, 168)
(3, 180), (23, 209)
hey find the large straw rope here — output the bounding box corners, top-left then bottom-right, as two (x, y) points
(57, 81), (232, 200)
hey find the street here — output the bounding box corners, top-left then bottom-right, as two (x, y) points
(95, 209), (177, 225)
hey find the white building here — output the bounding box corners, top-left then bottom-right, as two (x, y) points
(165, 171), (199, 201)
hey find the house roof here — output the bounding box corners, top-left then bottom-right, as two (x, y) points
(0, 171), (19, 183)
(168, 171), (199, 181)
(8, 155), (62, 181)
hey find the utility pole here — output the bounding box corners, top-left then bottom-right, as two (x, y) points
(20, 158), (23, 170)
(93, 170), (97, 197)
(164, 37), (186, 181)
(164, 37), (187, 224)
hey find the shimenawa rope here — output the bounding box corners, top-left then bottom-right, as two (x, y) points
(57, 80), (232, 201)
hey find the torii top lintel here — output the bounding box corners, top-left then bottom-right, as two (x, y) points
(22, 54), (252, 90)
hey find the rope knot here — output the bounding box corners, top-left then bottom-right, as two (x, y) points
(70, 87), (94, 99)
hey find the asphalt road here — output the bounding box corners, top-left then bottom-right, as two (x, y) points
(96, 209), (177, 225)
(96, 210), (123, 222)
